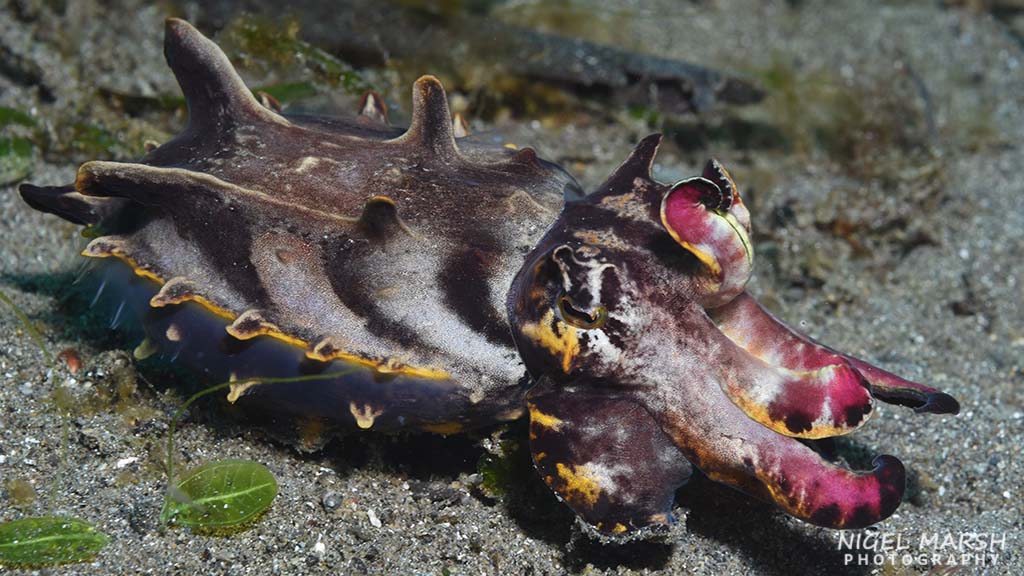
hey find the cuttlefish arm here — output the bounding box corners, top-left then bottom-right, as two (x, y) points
(660, 161), (753, 309)
(710, 292), (960, 415)
(527, 377), (693, 536)
(641, 305), (905, 529)
(709, 319), (875, 439)
(514, 241), (901, 531)
(659, 172), (878, 439)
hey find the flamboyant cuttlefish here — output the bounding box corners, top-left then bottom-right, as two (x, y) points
(19, 19), (958, 538)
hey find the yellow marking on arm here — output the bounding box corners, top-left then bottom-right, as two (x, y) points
(722, 211), (753, 264)
(555, 463), (602, 507)
(659, 200), (726, 278)
(520, 310), (579, 373)
(722, 366), (872, 440)
(745, 463), (817, 522)
(611, 523), (627, 534)
(528, 402), (564, 430)
(678, 241), (722, 277)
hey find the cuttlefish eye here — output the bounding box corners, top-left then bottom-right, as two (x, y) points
(557, 294), (608, 329)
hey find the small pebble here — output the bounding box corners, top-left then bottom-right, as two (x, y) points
(367, 508), (382, 528)
(322, 491), (343, 510)
(116, 456), (138, 469)
(313, 537), (326, 557)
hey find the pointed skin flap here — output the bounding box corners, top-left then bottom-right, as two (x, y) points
(389, 75), (459, 158)
(585, 133), (662, 200)
(18, 183), (122, 225)
(163, 18), (288, 129)
(359, 91), (389, 124)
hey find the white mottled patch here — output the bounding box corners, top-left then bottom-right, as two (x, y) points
(553, 244), (617, 311)
(584, 329), (623, 367)
(608, 290), (647, 332)
(812, 399), (835, 430)
(585, 460), (634, 498)
(295, 156), (321, 173)
(235, 132), (259, 146)
(552, 245), (575, 291)
(585, 263), (616, 309)
(135, 219), (247, 311)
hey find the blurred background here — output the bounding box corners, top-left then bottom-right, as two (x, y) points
(3, 0), (1021, 291)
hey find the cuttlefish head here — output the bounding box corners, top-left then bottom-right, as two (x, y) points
(507, 135), (958, 538)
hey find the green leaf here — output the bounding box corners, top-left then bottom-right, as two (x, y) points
(161, 459), (277, 529)
(0, 516), (108, 567)
(0, 136), (34, 185)
(70, 123), (119, 157)
(0, 107), (36, 127)
(223, 15), (372, 95)
(477, 436), (532, 498)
